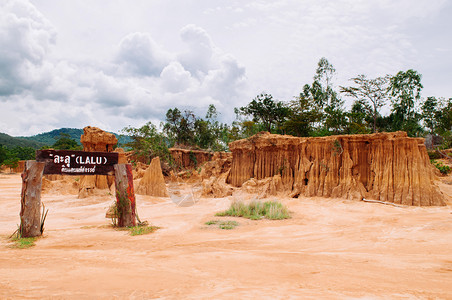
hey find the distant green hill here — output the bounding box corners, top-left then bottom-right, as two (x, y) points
(0, 132), (47, 149)
(19, 128), (84, 147)
(10, 128), (131, 149)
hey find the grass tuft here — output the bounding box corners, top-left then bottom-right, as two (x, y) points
(205, 220), (239, 230)
(205, 220), (219, 225)
(216, 200), (290, 220)
(9, 236), (37, 249)
(218, 220), (239, 230)
(129, 225), (159, 236)
(113, 224), (160, 236)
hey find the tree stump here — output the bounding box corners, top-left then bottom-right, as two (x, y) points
(114, 164), (136, 227)
(20, 160), (45, 237)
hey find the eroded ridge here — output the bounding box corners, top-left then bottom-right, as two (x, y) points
(227, 131), (445, 206)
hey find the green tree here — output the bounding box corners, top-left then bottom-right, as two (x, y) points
(421, 96), (440, 134)
(323, 95), (347, 134)
(163, 108), (196, 146)
(436, 98), (452, 134)
(122, 122), (171, 165)
(283, 93), (322, 137)
(238, 93), (290, 133)
(2, 157), (19, 170)
(346, 100), (372, 134)
(0, 145), (35, 169)
(388, 69), (423, 135)
(340, 74), (390, 132)
(435, 98), (452, 148)
(52, 133), (81, 150)
(314, 57), (336, 99)
(302, 57), (346, 135)
(195, 104), (229, 151)
(162, 107), (182, 144)
(231, 106), (265, 140)
(0, 144), (9, 165)
(9, 146), (35, 160)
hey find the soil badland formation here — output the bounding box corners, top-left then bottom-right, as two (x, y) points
(78, 126), (118, 198)
(227, 131), (445, 206)
(136, 157), (169, 197)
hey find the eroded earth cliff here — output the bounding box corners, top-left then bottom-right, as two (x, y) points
(227, 131), (445, 206)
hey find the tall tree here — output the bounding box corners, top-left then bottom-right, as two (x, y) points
(314, 57), (336, 94)
(203, 104), (230, 151)
(421, 96), (440, 134)
(388, 69), (423, 135)
(306, 57), (346, 134)
(163, 108), (182, 144)
(436, 98), (452, 134)
(340, 74), (390, 133)
(163, 108), (196, 146)
(283, 93), (322, 137)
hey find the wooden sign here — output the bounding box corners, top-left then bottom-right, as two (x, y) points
(36, 150), (119, 175)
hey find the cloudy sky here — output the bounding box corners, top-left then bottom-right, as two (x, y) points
(1, 0), (451, 136)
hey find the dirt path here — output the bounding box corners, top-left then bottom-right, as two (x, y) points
(1, 173), (451, 299)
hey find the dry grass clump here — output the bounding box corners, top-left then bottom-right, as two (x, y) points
(216, 200), (290, 220)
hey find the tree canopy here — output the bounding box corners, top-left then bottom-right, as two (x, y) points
(117, 57), (451, 170)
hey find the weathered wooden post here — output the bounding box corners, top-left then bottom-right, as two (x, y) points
(114, 164), (136, 227)
(20, 160), (45, 237)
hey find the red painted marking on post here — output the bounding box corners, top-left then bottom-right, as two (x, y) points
(126, 164), (136, 222)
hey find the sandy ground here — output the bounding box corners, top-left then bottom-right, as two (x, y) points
(1, 173), (452, 299)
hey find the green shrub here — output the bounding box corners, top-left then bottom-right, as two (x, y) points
(431, 160), (451, 175)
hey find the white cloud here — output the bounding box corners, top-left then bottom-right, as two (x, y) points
(178, 24), (217, 77)
(203, 55), (246, 101)
(1, 0), (451, 136)
(160, 61), (196, 93)
(0, 0), (56, 96)
(115, 32), (171, 77)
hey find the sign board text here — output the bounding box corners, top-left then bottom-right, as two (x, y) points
(36, 150), (119, 175)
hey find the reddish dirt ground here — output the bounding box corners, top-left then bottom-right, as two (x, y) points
(1, 173), (452, 299)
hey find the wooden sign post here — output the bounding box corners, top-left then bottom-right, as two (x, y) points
(20, 150), (136, 237)
(114, 164), (136, 227)
(20, 161), (45, 237)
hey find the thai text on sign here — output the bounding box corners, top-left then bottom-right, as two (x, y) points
(36, 150), (119, 175)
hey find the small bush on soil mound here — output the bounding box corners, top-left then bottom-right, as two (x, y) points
(431, 160), (451, 175)
(216, 200), (290, 220)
